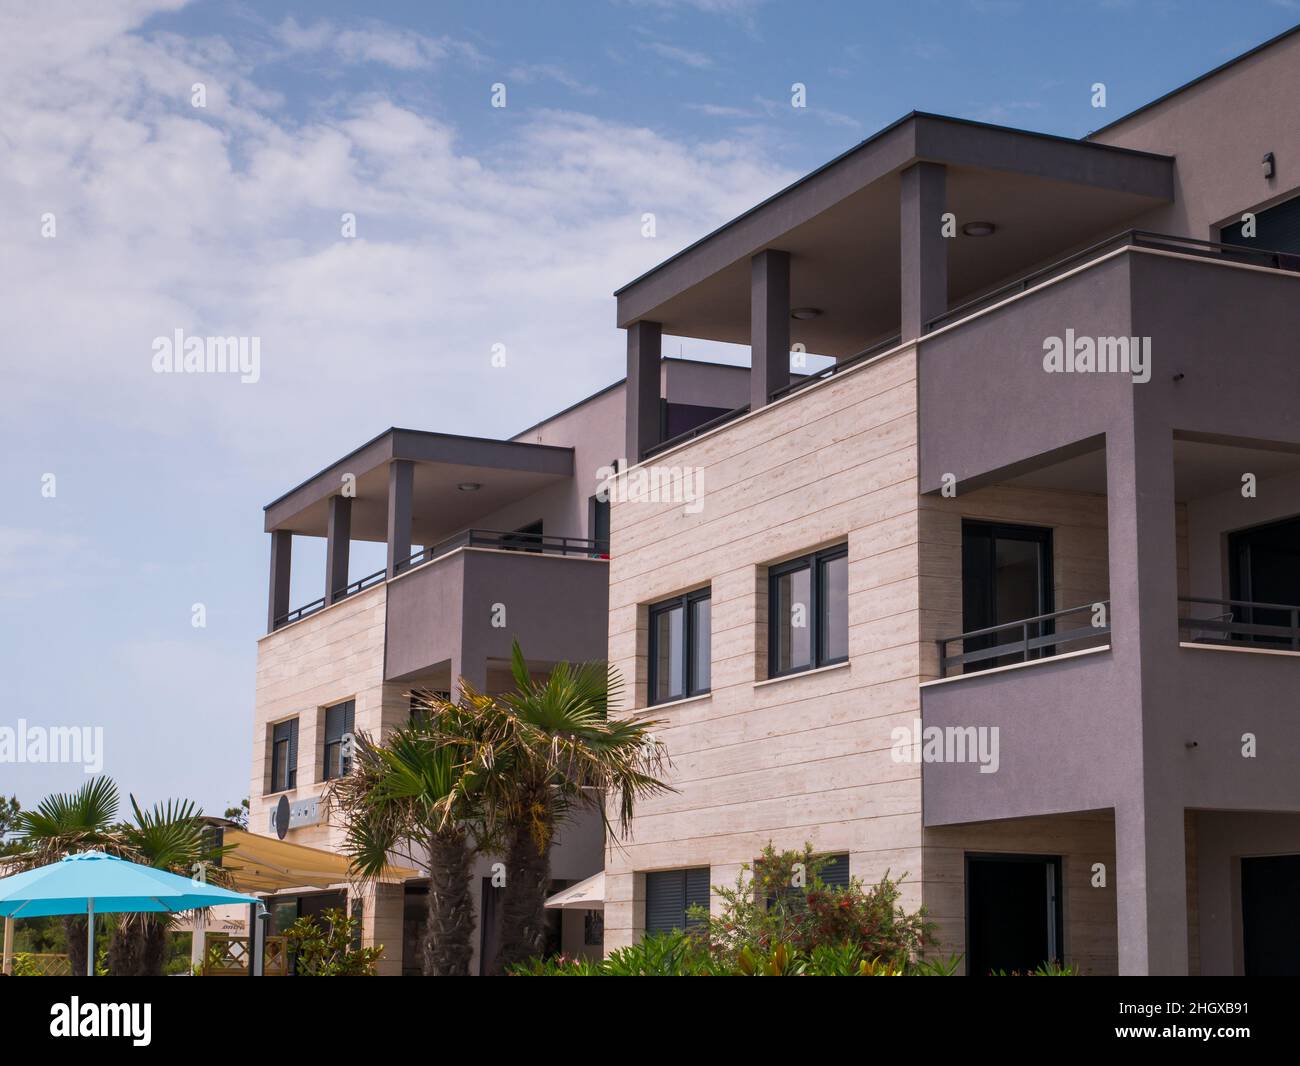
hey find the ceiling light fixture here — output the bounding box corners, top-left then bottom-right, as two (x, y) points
(458, 482), (482, 492)
(790, 307), (822, 320)
(962, 221), (996, 237)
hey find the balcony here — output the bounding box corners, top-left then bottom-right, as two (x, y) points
(384, 531), (609, 685)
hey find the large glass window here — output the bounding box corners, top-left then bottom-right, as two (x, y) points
(648, 588), (711, 705)
(768, 545), (849, 677)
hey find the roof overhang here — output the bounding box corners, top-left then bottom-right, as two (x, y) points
(544, 870), (604, 910)
(263, 427), (574, 539)
(614, 112), (1175, 357)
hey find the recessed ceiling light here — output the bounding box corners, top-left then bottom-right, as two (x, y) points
(458, 482), (482, 492)
(962, 221), (996, 237)
(790, 307), (822, 320)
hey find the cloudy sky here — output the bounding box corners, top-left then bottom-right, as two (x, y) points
(2, 0), (1295, 817)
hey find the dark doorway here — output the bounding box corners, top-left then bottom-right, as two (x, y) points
(1229, 516), (1300, 647)
(1242, 854), (1300, 975)
(961, 521), (1054, 671)
(966, 853), (1063, 977)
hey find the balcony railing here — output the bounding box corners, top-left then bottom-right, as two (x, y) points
(396, 528), (607, 574)
(935, 601), (1111, 679)
(272, 566), (386, 630)
(271, 530), (604, 631)
(769, 335), (902, 403)
(924, 230), (1300, 332)
(643, 403), (750, 460)
(1179, 596), (1300, 650)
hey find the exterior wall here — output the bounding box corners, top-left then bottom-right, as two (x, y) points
(384, 548), (610, 684)
(1091, 30), (1300, 240)
(605, 345), (924, 950)
(251, 583), (389, 851)
(1187, 468), (1300, 602)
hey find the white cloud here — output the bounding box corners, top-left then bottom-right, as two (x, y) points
(644, 41), (716, 69)
(1, 1), (797, 477)
(273, 16), (485, 71)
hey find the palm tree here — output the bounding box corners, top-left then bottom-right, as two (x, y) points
(14, 776), (122, 974)
(327, 715), (487, 976)
(462, 643), (671, 975)
(108, 795), (220, 976)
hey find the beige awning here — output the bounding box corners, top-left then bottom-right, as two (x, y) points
(544, 871), (604, 910)
(220, 829), (420, 894)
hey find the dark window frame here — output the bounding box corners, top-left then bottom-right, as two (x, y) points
(767, 544), (849, 679)
(322, 699), (356, 781)
(647, 587), (711, 705)
(270, 718), (298, 794)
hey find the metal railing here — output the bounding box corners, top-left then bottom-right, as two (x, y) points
(924, 229), (1300, 332)
(642, 403), (750, 460)
(332, 567), (386, 602)
(1178, 596), (1300, 650)
(273, 596), (326, 629)
(273, 567), (387, 630)
(769, 335), (902, 403)
(936, 601), (1111, 679)
(397, 528), (606, 574)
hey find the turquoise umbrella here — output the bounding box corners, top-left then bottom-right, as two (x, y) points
(0, 851), (261, 975)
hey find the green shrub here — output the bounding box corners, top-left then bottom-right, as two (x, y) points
(283, 908), (383, 976)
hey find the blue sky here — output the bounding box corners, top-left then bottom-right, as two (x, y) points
(2, 0), (1296, 818)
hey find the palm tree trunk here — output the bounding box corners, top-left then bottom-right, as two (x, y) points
(423, 827), (475, 976)
(64, 915), (87, 975)
(491, 809), (553, 975)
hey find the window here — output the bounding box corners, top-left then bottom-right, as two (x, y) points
(648, 588), (711, 704)
(501, 520), (543, 552)
(1228, 515), (1300, 647)
(644, 867), (710, 935)
(589, 494), (610, 557)
(961, 522), (1054, 671)
(323, 700), (355, 780)
(768, 545), (848, 677)
(763, 852), (850, 910)
(1220, 194), (1300, 257)
(270, 718), (298, 793)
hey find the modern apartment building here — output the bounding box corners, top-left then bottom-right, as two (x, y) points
(603, 27), (1300, 976)
(250, 360), (749, 974)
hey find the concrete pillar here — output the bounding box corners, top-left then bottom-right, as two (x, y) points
(1116, 801), (1189, 974)
(900, 161), (948, 341)
(626, 320), (662, 463)
(1106, 414), (1186, 974)
(359, 883), (405, 977)
(750, 249), (790, 410)
(267, 529), (292, 631)
(386, 460), (414, 579)
(325, 495), (353, 604)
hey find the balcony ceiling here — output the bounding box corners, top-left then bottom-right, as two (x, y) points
(264, 428), (572, 539)
(615, 113), (1173, 359)
(1006, 438), (1300, 501)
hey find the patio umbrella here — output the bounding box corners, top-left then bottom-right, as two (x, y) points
(0, 850), (261, 976)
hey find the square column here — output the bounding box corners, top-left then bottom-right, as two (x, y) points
(750, 249), (790, 410)
(267, 529), (292, 631)
(626, 320), (662, 463)
(325, 495), (352, 604)
(386, 460), (414, 578)
(900, 161), (948, 341)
